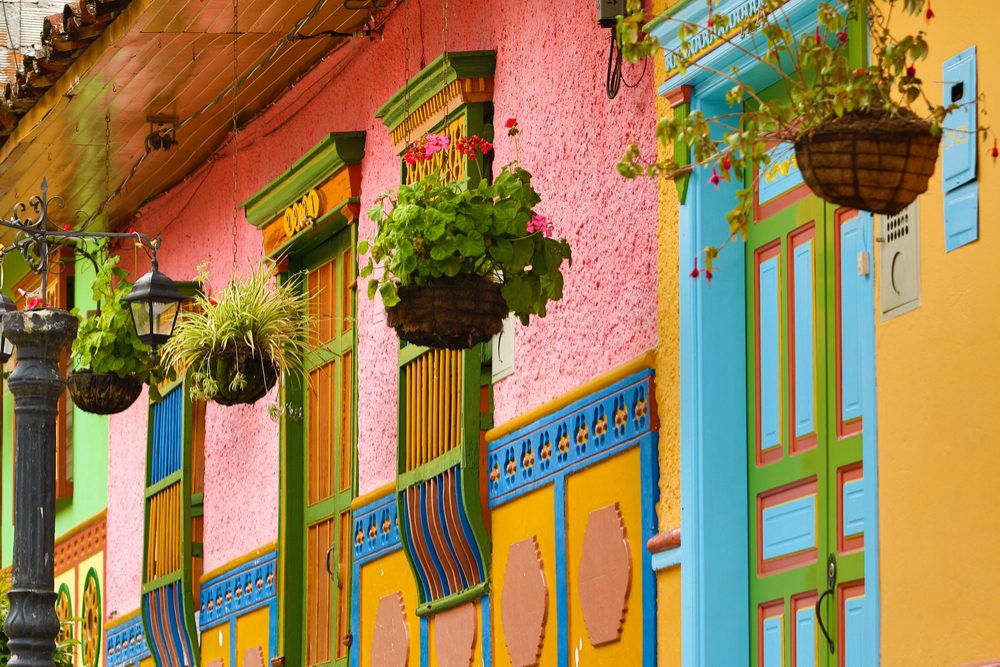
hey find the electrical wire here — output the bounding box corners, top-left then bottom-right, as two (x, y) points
(605, 29), (647, 100)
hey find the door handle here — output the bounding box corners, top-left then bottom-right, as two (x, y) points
(325, 544), (338, 589)
(815, 554), (837, 654)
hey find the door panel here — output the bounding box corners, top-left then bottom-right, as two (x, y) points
(748, 194), (864, 666)
(297, 230), (356, 667)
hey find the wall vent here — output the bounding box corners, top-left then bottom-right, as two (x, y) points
(879, 201), (921, 320)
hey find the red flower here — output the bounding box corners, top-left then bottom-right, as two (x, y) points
(705, 270), (714, 284)
(689, 259), (700, 279)
(906, 64), (917, 77)
(815, 26), (821, 44)
(925, 0), (934, 21)
(707, 14), (714, 29)
(478, 138), (493, 154)
(992, 139), (998, 161)
(836, 31), (848, 46)
(129, 226), (137, 234)
(708, 167), (721, 188)
(504, 118), (517, 129)
(62, 224), (71, 231)
(721, 154), (732, 172)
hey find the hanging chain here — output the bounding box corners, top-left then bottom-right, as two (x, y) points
(231, 0), (240, 272)
(104, 112), (112, 218)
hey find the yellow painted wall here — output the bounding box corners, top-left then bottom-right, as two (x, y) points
(201, 624), (232, 666)
(236, 606), (271, 664)
(651, 1), (684, 665)
(358, 548), (420, 667)
(565, 447), (644, 664)
(491, 484), (558, 666)
(874, 4), (1000, 664)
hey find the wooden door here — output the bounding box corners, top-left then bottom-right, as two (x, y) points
(296, 229), (356, 667)
(746, 193), (867, 667)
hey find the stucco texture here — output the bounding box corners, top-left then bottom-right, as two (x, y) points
(874, 4), (1000, 665)
(105, 0), (658, 611)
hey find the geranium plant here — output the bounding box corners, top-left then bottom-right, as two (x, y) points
(71, 254), (150, 380)
(616, 0), (991, 274)
(359, 120), (571, 347)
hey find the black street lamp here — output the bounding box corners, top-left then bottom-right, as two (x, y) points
(0, 179), (181, 666)
(123, 254), (184, 349)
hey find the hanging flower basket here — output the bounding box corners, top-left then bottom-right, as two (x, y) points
(67, 370), (143, 415)
(204, 346), (280, 406)
(386, 275), (509, 350)
(794, 110), (941, 215)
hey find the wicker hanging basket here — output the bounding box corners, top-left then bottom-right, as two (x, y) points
(67, 370), (143, 415)
(206, 346), (279, 406)
(793, 110), (941, 215)
(385, 274), (509, 350)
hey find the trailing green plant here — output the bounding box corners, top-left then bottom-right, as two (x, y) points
(616, 0), (992, 273)
(0, 570), (76, 667)
(71, 253), (150, 380)
(159, 260), (310, 402)
(359, 120), (572, 325)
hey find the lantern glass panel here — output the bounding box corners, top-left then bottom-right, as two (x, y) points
(129, 300), (152, 340)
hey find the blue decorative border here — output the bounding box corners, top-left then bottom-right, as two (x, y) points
(488, 369), (654, 506)
(106, 614), (150, 667)
(353, 491), (401, 565)
(198, 549), (278, 630)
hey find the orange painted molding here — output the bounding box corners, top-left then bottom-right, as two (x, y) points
(199, 541), (278, 585)
(351, 482), (396, 511)
(485, 350), (657, 444)
(54, 509), (107, 548)
(54, 511), (107, 573)
(664, 85), (693, 108)
(646, 528), (681, 554)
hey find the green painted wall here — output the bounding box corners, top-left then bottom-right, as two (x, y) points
(1, 254), (109, 565)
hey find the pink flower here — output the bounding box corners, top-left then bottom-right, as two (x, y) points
(26, 297), (42, 309)
(709, 167), (721, 188)
(527, 214), (553, 238)
(423, 133), (450, 155)
(62, 224), (71, 231)
(689, 259), (700, 279)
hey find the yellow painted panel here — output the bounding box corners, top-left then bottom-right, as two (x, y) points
(201, 624), (231, 667)
(140, 659), (155, 667)
(491, 484), (557, 667)
(359, 549), (420, 667)
(426, 599), (483, 667)
(236, 606), (272, 665)
(657, 567), (681, 667)
(566, 447), (644, 664)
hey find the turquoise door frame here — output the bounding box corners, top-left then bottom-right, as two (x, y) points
(649, 1), (880, 664)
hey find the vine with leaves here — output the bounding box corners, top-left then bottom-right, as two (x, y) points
(617, 0), (992, 277)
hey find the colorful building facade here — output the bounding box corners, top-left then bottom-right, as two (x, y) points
(0, 0), (997, 665)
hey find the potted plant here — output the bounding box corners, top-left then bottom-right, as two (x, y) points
(68, 255), (148, 415)
(616, 0), (992, 272)
(359, 120), (572, 349)
(159, 261), (309, 406)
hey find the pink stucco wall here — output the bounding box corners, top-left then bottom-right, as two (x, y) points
(105, 0), (657, 613)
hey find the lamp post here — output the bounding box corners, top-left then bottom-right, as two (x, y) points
(0, 179), (181, 666)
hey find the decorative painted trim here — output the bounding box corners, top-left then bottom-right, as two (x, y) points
(488, 369), (655, 505)
(198, 549), (278, 630)
(351, 482), (396, 511)
(106, 611), (150, 667)
(788, 223), (818, 454)
(836, 208), (864, 438)
(353, 489), (401, 565)
(486, 350), (656, 444)
(376, 51), (496, 134)
(54, 511), (106, 573)
(242, 132), (366, 227)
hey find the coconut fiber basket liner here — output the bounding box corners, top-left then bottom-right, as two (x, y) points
(793, 111), (941, 215)
(67, 370), (142, 415)
(207, 346), (279, 406)
(386, 274), (508, 350)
